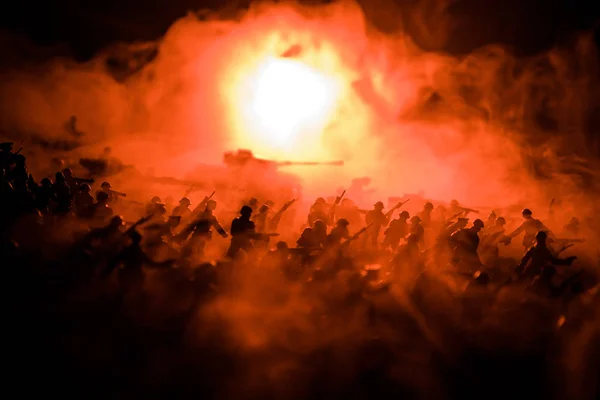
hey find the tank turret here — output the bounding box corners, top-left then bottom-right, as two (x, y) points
(222, 149), (344, 169)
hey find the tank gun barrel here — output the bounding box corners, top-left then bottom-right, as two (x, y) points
(274, 160), (345, 167)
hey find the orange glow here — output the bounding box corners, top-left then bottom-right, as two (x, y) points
(226, 53), (344, 160)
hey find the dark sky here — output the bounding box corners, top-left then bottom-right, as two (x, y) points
(0, 0), (598, 60)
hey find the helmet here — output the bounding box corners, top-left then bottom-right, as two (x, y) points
(275, 241), (288, 250)
(424, 202), (434, 210)
(80, 183), (91, 192)
(522, 208), (533, 216)
(156, 204), (167, 215)
(179, 197), (191, 206)
(488, 211), (497, 219)
(535, 230), (548, 241)
(337, 218), (350, 227)
(411, 215), (422, 224)
(151, 196), (162, 204)
(472, 219), (484, 229)
(473, 270), (490, 285)
(259, 205), (270, 213)
(101, 181), (111, 189)
(315, 197), (327, 204)
(240, 205), (252, 216)
(55, 172), (65, 183)
(400, 210), (410, 219)
(496, 217), (506, 226)
(374, 201), (384, 209)
(450, 199), (459, 206)
(110, 215), (124, 227)
(41, 178), (52, 187)
(63, 168), (73, 177)
(313, 220), (327, 231)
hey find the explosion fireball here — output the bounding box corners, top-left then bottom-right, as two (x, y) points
(237, 56), (341, 153)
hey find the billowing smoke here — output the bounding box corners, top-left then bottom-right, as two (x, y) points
(1, 0), (599, 213)
(3, 2), (599, 397)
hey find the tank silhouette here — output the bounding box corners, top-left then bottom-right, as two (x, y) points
(72, 148), (344, 211)
(211, 149), (343, 198)
(222, 149), (344, 169)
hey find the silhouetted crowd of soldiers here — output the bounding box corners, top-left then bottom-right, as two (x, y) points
(3, 142), (599, 398)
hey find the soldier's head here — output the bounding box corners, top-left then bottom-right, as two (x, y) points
(55, 172), (65, 183)
(472, 270), (490, 285)
(450, 199), (459, 206)
(471, 219), (484, 232)
(456, 218), (469, 229)
(151, 196), (162, 205)
(156, 204), (167, 215)
(374, 201), (384, 210)
(424, 202), (434, 211)
(399, 211), (410, 220)
(101, 181), (111, 191)
(313, 219), (327, 232)
(569, 217), (579, 226)
(129, 230), (142, 244)
(337, 218), (350, 228)
(179, 197), (191, 207)
(535, 230), (548, 245)
(0, 142), (13, 152)
(97, 191), (109, 203)
(62, 168), (73, 178)
(240, 205), (252, 217)
(488, 211), (497, 221)
(207, 200), (217, 211)
(41, 178), (52, 188)
(495, 217), (506, 227)
(248, 198), (258, 207)
(80, 183), (91, 193)
(259, 204), (270, 214)
(313, 198), (327, 212)
(522, 208), (533, 219)
(109, 215), (124, 228)
(410, 215), (422, 225)
(275, 241), (289, 251)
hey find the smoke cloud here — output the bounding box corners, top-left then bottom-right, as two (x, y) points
(0, 0), (598, 216)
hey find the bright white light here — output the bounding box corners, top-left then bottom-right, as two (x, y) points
(249, 57), (339, 149)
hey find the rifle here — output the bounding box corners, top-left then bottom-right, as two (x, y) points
(124, 214), (154, 236)
(331, 190), (346, 208)
(553, 238), (585, 254)
(341, 223), (373, 248)
(457, 206), (479, 215)
(277, 198), (296, 214)
(385, 199), (410, 219)
(108, 188), (127, 197)
(183, 184), (195, 198)
(192, 190), (215, 213)
(271, 198), (296, 229)
(328, 190), (346, 221)
(74, 176), (95, 184)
